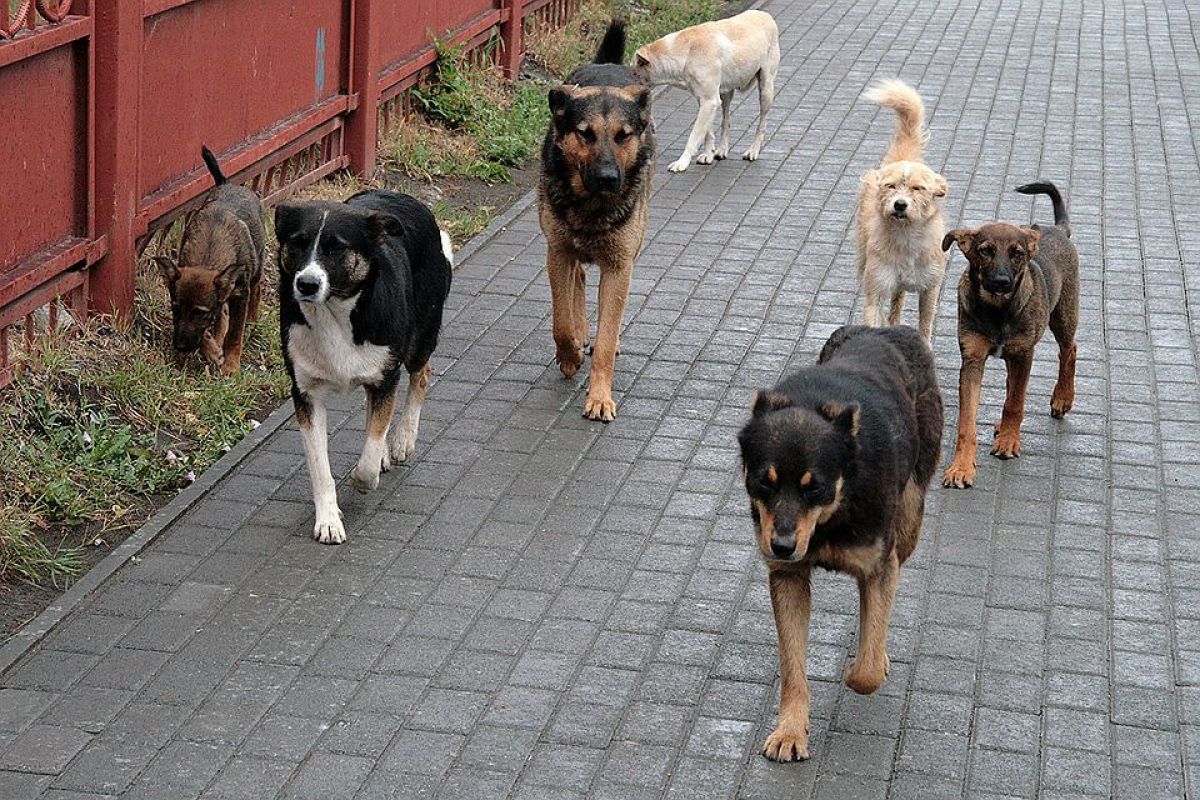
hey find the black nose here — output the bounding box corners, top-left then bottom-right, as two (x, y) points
(295, 276), (321, 297)
(893, 199), (908, 211)
(986, 275), (1013, 293)
(771, 537), (796, 559)
(596, 167), (621, 192)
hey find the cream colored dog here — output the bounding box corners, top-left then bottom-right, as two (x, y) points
(856, 80), (948, 343)
(632, 10), (780, 172)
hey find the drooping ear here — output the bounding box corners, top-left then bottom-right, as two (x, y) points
(819, 402), (860, 437)
(752, 390), (793, 417)
(942, 228), (976, 253)
(155, 255), (180, 288)
(860, 168), (880, 189)
(367, 212), (404, 241)
(933, 175), (949, 198)
(273, 203), (306, 243)
(213, 268), (236, 298)
(1022, 227), (1041, 258)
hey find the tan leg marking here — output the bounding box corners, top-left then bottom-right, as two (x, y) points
(763, 566), (812, 762)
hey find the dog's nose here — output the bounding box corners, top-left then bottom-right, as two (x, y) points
(893, 199), (908, 212)
(596, 167), (621, 193)
(986, 275), (1014, 293)
(771, 537), (796, 559)
(295, 276), (321, 298)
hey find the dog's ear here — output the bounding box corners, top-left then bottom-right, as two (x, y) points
(549, 85), (576, 132)
(933, 175), (949, 198)
(752, 390), (792, 417)
(1022, 227), (1040, 258)
(367, 212), (404, 242)
(155, 255), (180, 288)
(942, 228), (975, 253)
(860, 168), (880, 189)
(274, 203), (306, 244)
(627, 84), (652, 127)
(820, 402), (861, 438)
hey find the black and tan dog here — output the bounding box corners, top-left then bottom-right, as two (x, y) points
(942, 182), (1078, 488)
(161, 146), (265, 375)
(539, 19), (655, 421)
(738, 325), (942, 762)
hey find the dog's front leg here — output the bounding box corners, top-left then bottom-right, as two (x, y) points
(390, 364), (431, 463)
(714, 90), (733, 159)
(764, 566), (812, 762)
(220, 292), (249, 377)
(993, 349), (1033, 459)
(200, 305), (229, 369)
(583, 262), (632, 422)
(670, 95), (720, 172)
(744, 69), (775, 161)
(548, 246), (585, 378)
(295, 387), (344, 544)
(845, 551), (898, 694)
(351, 383), (398, 493)
(943, 336), (988, 488)
(917, 284), (940, 344)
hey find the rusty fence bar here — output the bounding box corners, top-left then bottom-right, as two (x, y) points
(0, 0), (580, 388)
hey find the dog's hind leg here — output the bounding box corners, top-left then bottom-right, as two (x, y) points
(743, 69), (774, 161)
(993, 349), (1033, 459)
(549, 246), (585, 377)
(887, 292), (905, 326)
(296, 388), (345, 544)
(763, 566), (812, 762)
(247, 277), (262, 322)
(583, 263), (632, 421)
(669, 95), (720, 172)
(845, 551), (898, 694)
(1049, 306), (1077, 419)
(917, 284), (939, 343)
(352, 383), (398, 493)
(713, 91), (733, 160)
(390, 364), (431, 464)
(894, 480), (925, 565)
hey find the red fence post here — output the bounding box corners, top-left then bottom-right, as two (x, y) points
(346, 0), (380, 178)
(91, 1), (141, 317)
(499, 0), (523, 79)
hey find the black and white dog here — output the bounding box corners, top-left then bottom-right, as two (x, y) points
(275, 190), (452, 544)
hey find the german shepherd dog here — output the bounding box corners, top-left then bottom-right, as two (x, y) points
(539, 19), (655, 421)
(275, 191), (452, 544)
(738, 326), (943, 761)
(161, 146), (265, 375)
(942, 182), (1078, 488)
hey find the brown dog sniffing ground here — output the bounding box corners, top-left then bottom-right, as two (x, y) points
(942, 182), (1079, 488)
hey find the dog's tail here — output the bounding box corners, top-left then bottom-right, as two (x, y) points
(863, 79), (927, 164)
(200, 145), (227, 186)
(1015, 181), (1070, 235)
(439, 229), (454, 268)
(593, 19), (627, 64)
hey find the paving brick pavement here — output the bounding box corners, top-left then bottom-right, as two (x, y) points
(4, 0), (1200, 796)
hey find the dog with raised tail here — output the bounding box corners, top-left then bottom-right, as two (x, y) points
(856, 80), (949, 344)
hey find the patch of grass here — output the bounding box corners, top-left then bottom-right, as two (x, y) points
(433, 200), (497, 242)
(381, 42), (550, 185)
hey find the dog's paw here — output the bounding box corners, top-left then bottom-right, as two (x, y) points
(844, 654), (889, 694)
(742, 148), (761, 162)
(583, 393), (617, 423)
(389, 422), (419, 464)
(714, 147), (729, 160)
(219, 359), (240, 377)
(942, 460), (976, 488)
(696, 151), (716, 165)
(762, 722), (810, 762)
(313, 515), (346, 545)
(1050, 390), (1073, 418)
(556, 344), (584, 378)
(350, 463), (380, 494)
(991, 432), (1021, 460)
(667, 158), (691, 173)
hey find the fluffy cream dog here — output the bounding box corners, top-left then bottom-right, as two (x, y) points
(856, 80), (948, 343)
(632, 10), (780, 172)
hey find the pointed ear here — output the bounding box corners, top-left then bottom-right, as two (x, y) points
(625, 84), (652, 126)
(752, 390), (792, 417)
(549, 86), (574, 132)
(367, 212), (403, 241)
(156, 256), (180, 287)
(1022, 227), (1041, 258)
(933, 175), (948, 198)
(942, 228), (975, 253)
(819, 402), (860, 437)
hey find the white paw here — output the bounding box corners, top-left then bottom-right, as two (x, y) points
(389, 423), (419, 463)
(668, 158), (690, 173)
(696, 151), (715, 165)
(714, 147), (729, 160)
(313, 514), (346, 545)
(742, 149), (760, 162)
(350, 463), (380, 494)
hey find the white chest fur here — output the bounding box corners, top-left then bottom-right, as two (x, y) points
(287, 295), (392, 392)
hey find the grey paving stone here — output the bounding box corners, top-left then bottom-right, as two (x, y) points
(0, 725), (91, 774)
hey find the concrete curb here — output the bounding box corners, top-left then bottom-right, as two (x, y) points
(0, 187), (541, 677)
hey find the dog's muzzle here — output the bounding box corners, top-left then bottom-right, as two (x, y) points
(890, 199), (909, 219)
(984, 275), (1014, 295)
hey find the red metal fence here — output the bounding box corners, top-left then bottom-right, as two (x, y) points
(0, 0), (579, 386)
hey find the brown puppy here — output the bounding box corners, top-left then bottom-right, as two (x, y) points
(540, 19), (654, 421)
(942, 182), (1078, 488)
(161, 146), (265, 376)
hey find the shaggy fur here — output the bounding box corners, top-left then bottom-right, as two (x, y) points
(856, 80), (949, 343)
(631, 9), (779, 172)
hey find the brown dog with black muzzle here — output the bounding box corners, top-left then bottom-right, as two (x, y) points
(539, 19), (654, 422)
(942, 182), (1079, 488)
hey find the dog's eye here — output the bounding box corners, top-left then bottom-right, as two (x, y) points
(912, 186), (924, 192)
(580, 129), (597, 143)
(979, 244), (995, 256)
(1010, 249), (1025, 259)
(614, 130), (631, 143)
